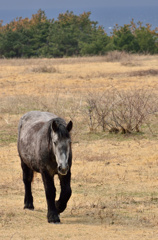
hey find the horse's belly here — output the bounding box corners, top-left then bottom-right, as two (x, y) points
(20, 151), (40, 172)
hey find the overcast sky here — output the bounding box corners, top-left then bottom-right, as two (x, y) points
(0, 0), (157, 34)
(0, 0), (158, 10)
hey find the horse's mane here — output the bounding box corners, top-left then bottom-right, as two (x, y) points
(48, 118), (70, 141)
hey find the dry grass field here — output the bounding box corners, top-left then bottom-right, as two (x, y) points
(0, 53), (158, 239)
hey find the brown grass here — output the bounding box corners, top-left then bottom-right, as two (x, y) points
(0, 54), (158, 240)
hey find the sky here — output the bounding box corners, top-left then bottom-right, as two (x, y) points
(0, 0), (157, 35)
(0, 0), (158, 10)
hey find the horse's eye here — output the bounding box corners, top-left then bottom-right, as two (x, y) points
(53, 141), (57, 146)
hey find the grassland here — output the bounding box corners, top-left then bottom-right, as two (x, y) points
(0, 53), (158, 240)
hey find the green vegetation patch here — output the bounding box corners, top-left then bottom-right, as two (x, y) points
(0, 130), (17, 145)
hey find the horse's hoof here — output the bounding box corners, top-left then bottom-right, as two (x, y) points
(50, 221), (61, 224)
(24, 204), (34, 210)
(48, 220), (61, 224)
(48, 214), (60, 224)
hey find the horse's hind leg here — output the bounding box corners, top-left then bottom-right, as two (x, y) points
(21, 160), (34, 210)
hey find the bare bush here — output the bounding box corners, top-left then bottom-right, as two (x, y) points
(112, 89), (158, 133)
(85, 91), (116, 132)
(129, 69), (158, 77)
(84, 92), (99, 131)
(30, 65), (59, 73)
(104, 51), (133, 62)
(84, 88), (158, 134)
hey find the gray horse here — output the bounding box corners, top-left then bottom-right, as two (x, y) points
(17, 111), (73, 223)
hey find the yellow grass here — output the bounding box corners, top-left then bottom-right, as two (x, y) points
(0, 54), (158, 240)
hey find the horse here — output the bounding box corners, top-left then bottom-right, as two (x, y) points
(17, 111), (73, 223)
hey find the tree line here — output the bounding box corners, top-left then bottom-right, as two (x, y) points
(0, 9), (157, 58)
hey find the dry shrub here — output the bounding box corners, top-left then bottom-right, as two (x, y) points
(84, 91), (115, 132)
(30, 65), (59, 73)
(104, 51), (133, 62)
(121, 61), (140, 67)
(104, 51), (142, 68)
(111, 89), (158, 133)
(84, 88), (158, 134)
(129, 69), (158, 77)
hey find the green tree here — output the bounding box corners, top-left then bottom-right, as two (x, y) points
(26, 9), (50, 57)
(135, 23), (158, 54)
(112, 24), (138, 52)
(47, 11), (109, 57)
(0, 10), (157, 57)
(0, 27), (25, 57)
(111, 20), (158, 54)
(47, 11), (79, 57)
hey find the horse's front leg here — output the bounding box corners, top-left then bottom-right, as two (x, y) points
(41, 171), (60, 223)
(56, 170), (72, 214)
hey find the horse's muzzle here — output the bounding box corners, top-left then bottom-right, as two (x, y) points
(58, 165), (69, 175)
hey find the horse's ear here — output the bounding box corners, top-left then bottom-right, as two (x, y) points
(52, 120), (58, 132)
(67, 121), (73, 132)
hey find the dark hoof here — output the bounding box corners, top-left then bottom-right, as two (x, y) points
(24, 203), (34, 210)
(50, 221), (61, 225)
(48, 212), (60, 224)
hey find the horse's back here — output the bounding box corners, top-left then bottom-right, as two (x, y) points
(18, 111), (56, 133)
(20, 111), (57, 125)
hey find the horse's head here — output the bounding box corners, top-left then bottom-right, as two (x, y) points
(51, 119), (73, 175)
